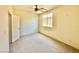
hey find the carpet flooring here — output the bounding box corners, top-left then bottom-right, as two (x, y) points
(10, 33), (79, 53)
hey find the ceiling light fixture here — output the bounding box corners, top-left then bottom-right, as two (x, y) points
(34, 5), (46, 14)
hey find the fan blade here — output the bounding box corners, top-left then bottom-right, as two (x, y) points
(40, 8), (47, 10)
(39, 8), (47, 12)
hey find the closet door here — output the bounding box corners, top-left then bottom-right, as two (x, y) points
(12, 15), (20, 42)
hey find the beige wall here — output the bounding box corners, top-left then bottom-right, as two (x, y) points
(0, 6), (9, 52)
(13, 7), (38, 36)
(39, 6), (79, 49)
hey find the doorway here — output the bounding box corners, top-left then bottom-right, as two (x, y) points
(8, 12), (20, 52)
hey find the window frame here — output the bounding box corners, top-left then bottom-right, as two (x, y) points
(42, 12), (53, 28)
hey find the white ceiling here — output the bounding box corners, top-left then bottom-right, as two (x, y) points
(13, 5), (59, 14)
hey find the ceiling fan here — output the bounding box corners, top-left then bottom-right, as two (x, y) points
(34, 5), (47, 14)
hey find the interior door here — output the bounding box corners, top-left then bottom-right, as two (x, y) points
(12, 15), (20, 42)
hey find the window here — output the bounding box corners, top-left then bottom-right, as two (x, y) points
(42, 12), (53, 28)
